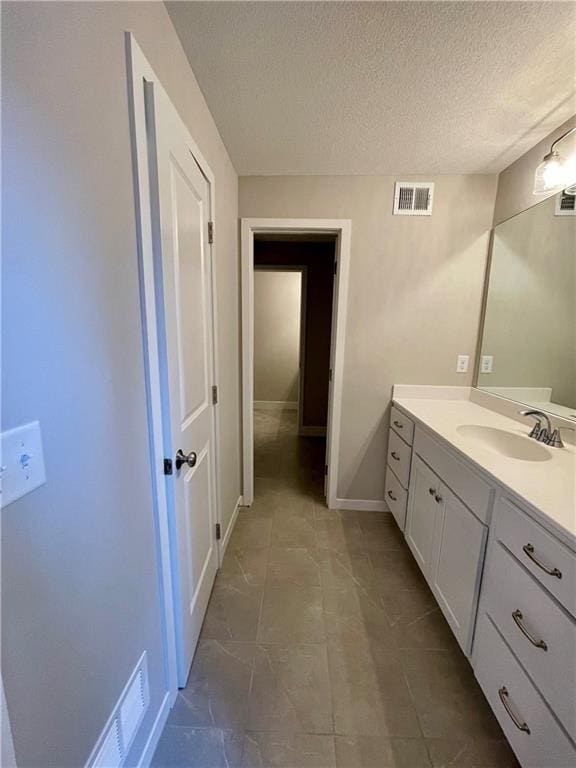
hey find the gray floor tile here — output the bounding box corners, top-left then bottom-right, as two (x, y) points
(151, 726), (243, 768)
(258, 584), (325, 643)
(168, 640), (255, 730)
(379, 589), (460, 651)
(369, 548), (429, 591)
(267, 547), (321, 586)
(219, 547), (270, 587)
(314, 519), (365, 553)
(401, 649), (505, 740)
(229, 517), (273, 549)
(328, 639), (421, 737)
(323, 587), (393, 644)
(271, 514), (317, 547)
(334, 736), (432, 767)
(242, 732), (336, 767)
(426, 738), (520, 767)
(248, 644), (333, 733)
(201, 580), (263, 641)
(317, 549), (375, 591)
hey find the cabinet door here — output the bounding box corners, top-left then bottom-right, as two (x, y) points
(430, 484), (487, 653)
(405, 455), (441, 577)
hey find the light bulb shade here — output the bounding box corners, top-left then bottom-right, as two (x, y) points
(533, 151), (570, 195)
(565, 183), (576, 196)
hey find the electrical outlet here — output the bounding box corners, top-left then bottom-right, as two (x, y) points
(481, 355), (493, 374)
(456, 355), (469, 373)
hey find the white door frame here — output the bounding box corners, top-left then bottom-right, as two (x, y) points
(241, 219), (351, 509)
(126, 34), (222, 705)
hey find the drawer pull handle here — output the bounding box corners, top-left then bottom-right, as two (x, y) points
(391, 451), (400, 461)
(393, 420), (403, 429)
(512, 609), (548, 651)
(498, 687), (530, 734)
(522, 543), (562, 579)
(387, 490), (398, 502)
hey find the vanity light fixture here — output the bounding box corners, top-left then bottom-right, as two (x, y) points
(533, 126), (576, 195)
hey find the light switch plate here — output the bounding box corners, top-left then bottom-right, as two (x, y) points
(456, 354), (469, 373)
(1, 421), (46, 508)
(480, 355), (493, 374)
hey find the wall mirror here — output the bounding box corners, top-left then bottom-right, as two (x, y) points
(476, 191), (576, 421)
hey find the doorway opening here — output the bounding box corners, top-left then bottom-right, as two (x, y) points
(241, 220), (352, 509)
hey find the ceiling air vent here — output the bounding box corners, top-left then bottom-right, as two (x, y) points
(393, 182), (434, 216)
(555, 189), (576, 216)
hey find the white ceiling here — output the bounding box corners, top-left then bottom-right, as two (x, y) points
(166, 1), (576, 176)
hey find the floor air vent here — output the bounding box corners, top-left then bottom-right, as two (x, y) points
(393, 182), (434, 216)
(87, 652), (150, 768)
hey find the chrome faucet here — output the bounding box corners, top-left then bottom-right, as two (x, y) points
(519, 410), (570, 448)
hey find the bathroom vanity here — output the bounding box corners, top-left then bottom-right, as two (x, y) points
(385, 386), (576, 768)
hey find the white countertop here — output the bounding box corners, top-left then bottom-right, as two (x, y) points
(393, 394), (576, 545)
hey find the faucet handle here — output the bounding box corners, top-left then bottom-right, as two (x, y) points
(519, 410), (543, 440)
(546, 427), (575, 449)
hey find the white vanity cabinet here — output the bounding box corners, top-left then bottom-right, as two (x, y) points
(473, 496), (576, 766)
(405, 449), (488, 653)
(384, 406), (414, 530)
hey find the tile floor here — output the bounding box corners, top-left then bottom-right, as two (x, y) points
(152, 409), (519, 767)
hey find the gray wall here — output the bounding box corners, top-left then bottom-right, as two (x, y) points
(254, 270), (301, 404)
(240, 175), (498, 501)
(2, 3), (240, 766)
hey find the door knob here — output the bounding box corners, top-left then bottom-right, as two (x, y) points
(175, 449), (197, 470)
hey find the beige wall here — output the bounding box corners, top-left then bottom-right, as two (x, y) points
(240, 175), (498, 501)
(479, 194), (576, 408)
(254, 270), (301, 403)
(494, 115), (576, 225)
(2, 3), (240, 766)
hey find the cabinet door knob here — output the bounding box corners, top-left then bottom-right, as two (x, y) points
(434, 494), (442, 504)
(429, 487), (436, 496)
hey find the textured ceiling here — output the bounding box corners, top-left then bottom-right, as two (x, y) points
(166, 1), (576, 175)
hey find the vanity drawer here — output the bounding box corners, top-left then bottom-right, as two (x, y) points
(484, 542), (576, 741)
(474, 613), (576, 768)
(390, 405), (414, 445)
(414, 427), (492, 524)
(385, 465), (407, 530)
(387, 429), (412, 489)
(496, 497), (576, 617)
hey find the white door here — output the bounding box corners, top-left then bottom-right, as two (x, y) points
(430, 484), (487, 652)
(405, 454), (439, 576)
(147, 80), (219, 686)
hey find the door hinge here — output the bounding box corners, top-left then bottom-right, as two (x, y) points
(325, 464), (328, 476)
(215, 523), (221, 540)
(334, 260), (337, 275)
(208, 221), (214, 244)
(212, 385), (218, 405)
(164, 458), (173, 475)
(329, 368), (332, 382)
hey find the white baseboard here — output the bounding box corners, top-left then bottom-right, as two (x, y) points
(219, 495), (242, 560)
(333, 498), (390, 512)
(299, 426), (327, 437)
(136, 691), (172, 768)
(254, 400), (297, 411)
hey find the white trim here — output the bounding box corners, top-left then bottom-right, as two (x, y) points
(126, 32), (222, 707)
(333, 498), (391, 513)
(241, 218), (351, 509)
(299, 426), (327, 437)
(254, 400), (298, 411)
(135, 691), (171, 768)
(219, 495), (243, 559)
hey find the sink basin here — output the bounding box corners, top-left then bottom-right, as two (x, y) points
(456, 425), (552, 462)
